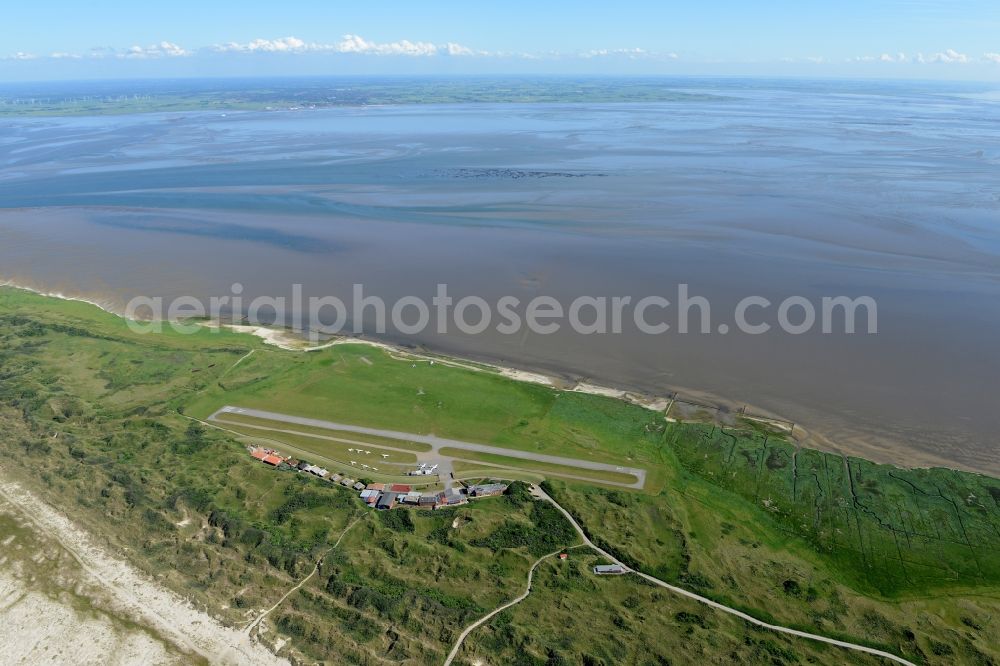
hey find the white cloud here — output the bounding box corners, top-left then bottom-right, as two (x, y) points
(579, 48), (678, 61)
(919, 49), (969, 64)
(49, 51), (82, 60)
(212, 37), (309, 54)
(87, 46), (116, 59)
(119, 41), (189, 59)
(984, 53), (1000, 64)
(3, 52), (37, 61)
(444, 42), (475, 57)
(337, 34), (437, 56)
(852, 49), (974, 65)
(211, 34), (480, 57)
(582, 47), (646, 58)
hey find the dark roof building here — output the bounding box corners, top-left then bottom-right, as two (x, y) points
(375, 493), (396, 511)
(469, 483), (508, 497)
(444, 488), (466, 505)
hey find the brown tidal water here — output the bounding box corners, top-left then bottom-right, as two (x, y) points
(1, 79), (999, 474)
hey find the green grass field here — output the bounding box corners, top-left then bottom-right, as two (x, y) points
(437, 447), (640, 486)
(212, 412), (435, 454)
(2, 285), (999, 664)
(450, 463), (547, 485)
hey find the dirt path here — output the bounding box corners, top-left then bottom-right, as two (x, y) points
(223, 348), (256, 376)
(244, 516), (363, 635)
(0, 472), (288, 666)
(443, 547), (567, 666)
(531, 486), (917, 666)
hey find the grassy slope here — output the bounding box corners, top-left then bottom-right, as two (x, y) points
(1, 286), (999, 664)
(456, 556), (888, 666)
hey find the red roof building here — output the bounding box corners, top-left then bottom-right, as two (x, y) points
(389, 484), (412, 493)
(250, 449), (267, 461)
(262, 454), (282, 466)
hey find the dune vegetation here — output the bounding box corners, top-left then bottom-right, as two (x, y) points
(1, 285), (998, 664)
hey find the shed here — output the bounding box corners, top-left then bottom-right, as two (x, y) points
(375, 493), (395, 511)
(593, 564), (626, 575)
(444, 489), (466, 505)
(353, 482), (366, 491)
(469, 483), (507, 497)
(262, 454), (282, 466)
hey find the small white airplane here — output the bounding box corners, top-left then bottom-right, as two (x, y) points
(350, 461), (357, 466)
(348, 448), (356, 452)
(361, 464), (370, 469)
(364, 450), (371, 455)
(429, 464), (439, 471)
(372, 467), (379, 471)
(381, 454), (390, 459)
(418, 463), (427, 469)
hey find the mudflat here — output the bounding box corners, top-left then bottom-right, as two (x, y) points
(1, 78), (998, 472)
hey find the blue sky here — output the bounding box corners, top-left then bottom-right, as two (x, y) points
(3, 0), (1000, 81)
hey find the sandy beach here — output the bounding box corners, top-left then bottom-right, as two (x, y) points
(0, 469), (288, 666)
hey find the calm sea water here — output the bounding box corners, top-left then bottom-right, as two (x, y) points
(1, 79), (998, 472)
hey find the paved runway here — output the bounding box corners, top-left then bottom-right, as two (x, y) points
(210, 406), (647, 490)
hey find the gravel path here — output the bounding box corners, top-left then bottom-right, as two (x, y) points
(531, 485), (916, 666)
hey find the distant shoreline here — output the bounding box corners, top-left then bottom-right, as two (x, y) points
(0, 77), (730, 119)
